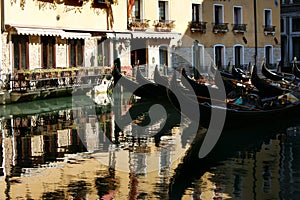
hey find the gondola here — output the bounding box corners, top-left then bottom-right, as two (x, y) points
(135, 66), (171, 100)
(153, 65), (169, 87)
(181, 67), (240, 101)
(261, 62), (284, 81)
(180, 68), (220, 99)
(250, 65), (288, 97)
(168, 70), (300, 129)
(293, 61), (300, 79)
(231, 65), (251, 82)
(112, 65), (163, 99)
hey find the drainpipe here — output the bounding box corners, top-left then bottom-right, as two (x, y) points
(0, 0), (4, 81)
(254, 0), (258, 67)
(1, 0), (5, 33)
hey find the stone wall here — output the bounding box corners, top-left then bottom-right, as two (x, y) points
(56, 38), (67, 68)
(29, 36), (40, 70)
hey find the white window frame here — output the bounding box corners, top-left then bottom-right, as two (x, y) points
(132, 0), (144, 20)
(264, 9), (272, 26)
(264, 45), (274, 65)
(214, 44), (226, 69)
(158, 0), (170, 21)
(191, 3), (203, 22)
(192, 43), (205, 69)
(233, 6), (243, 25)
(233, 44), (244, 67)
(213, 4), (224, 24)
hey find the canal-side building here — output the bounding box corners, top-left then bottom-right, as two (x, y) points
(172, 0), (281, 72)
(281, 0), (300, 70)
(0, 0), (181, 83)
(0, 0), (281, 99)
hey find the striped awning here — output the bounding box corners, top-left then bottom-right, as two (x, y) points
(13, 26), (91, 39)
(106, 32), (132, 39)
(15, 27), (65, 37)
(131, 32), (180, 39)
(61, 31), (91, 39)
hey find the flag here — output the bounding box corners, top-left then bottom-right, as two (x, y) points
(128, 0), (135, 18)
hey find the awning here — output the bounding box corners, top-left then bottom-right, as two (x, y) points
(131, 32), (180, 39)
(15, 27), (65, 37)
(13, 26), (91, 39)
(61, 31), (91, 39)
(106, 32), (132, 39)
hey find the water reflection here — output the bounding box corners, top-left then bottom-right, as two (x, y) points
(0, 93), (300, 199)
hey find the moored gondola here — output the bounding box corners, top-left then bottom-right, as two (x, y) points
(168, 70), (300, 129)
(293, 61), (300, 79)
(231, 65), (251, 82)
(261, 62), (284, 81)
(250, 65), (288, 97)
(112, 65), (163, 99)
(154, 65), (169, 87)
(135, 66), (171, 100)
(181, 67), (240, 100)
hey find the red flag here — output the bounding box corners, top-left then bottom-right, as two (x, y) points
(128, 0), (135, 18)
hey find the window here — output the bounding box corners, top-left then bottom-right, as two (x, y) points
(159, 46), (168, 66)
(214, 5), (224, 24)
(264, 9), (272, 26)
(158, 1), (168, 21)
(292, 18), (300, 32)
(234, 45), (244, 67)
(192, 3), (202, 22)
(12, 35), (29, 71)
(68, 39), (84, 67)
(97, 38), (110, 66)
(281, 18), (285, 33)
(132, 0), (141, 19)
(41, 36), (56, 69)
(265, 45), (273, 66)
(193, 43), (205, 75)
(233, 7), (242, 25)
(292, 37), (300, 60)
(214, 45), (225, 69)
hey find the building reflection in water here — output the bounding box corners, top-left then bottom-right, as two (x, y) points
(0, 93), (300, 199)
(0, 93), (187, 199)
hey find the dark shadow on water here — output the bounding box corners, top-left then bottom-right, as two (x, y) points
(168, 117), (300, 200)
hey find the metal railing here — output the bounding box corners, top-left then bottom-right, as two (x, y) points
(0, 66), (112, 92)
(128, 19), (150, 31)
(232, 24), (247, 33)
(189, 21), (207, 33)
(212, 23), (229, 33)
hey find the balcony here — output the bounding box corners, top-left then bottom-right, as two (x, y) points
(264, 25), (276, 35)
(232, 24), (247, 34)
(128, 19), (150, 31)
(153, 20), (175, 32)
(189, 21), (207, 33)
(212, 23), (229, 33)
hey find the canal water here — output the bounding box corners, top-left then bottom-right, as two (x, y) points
(0, 92), (300, 200)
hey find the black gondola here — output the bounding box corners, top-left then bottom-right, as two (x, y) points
(181, 67), (240, 101)
(135, 66), (171, 100)
(231, 65), (251, 82)
(153, 65), (169, 87)
(293, 61), (300, 79)
(112, 65), (162, 99)
(168, 70), (300, 129)
(180, 68), (219, 100)
(250, 65), (288, 97)
(261, 63), (284, 81)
